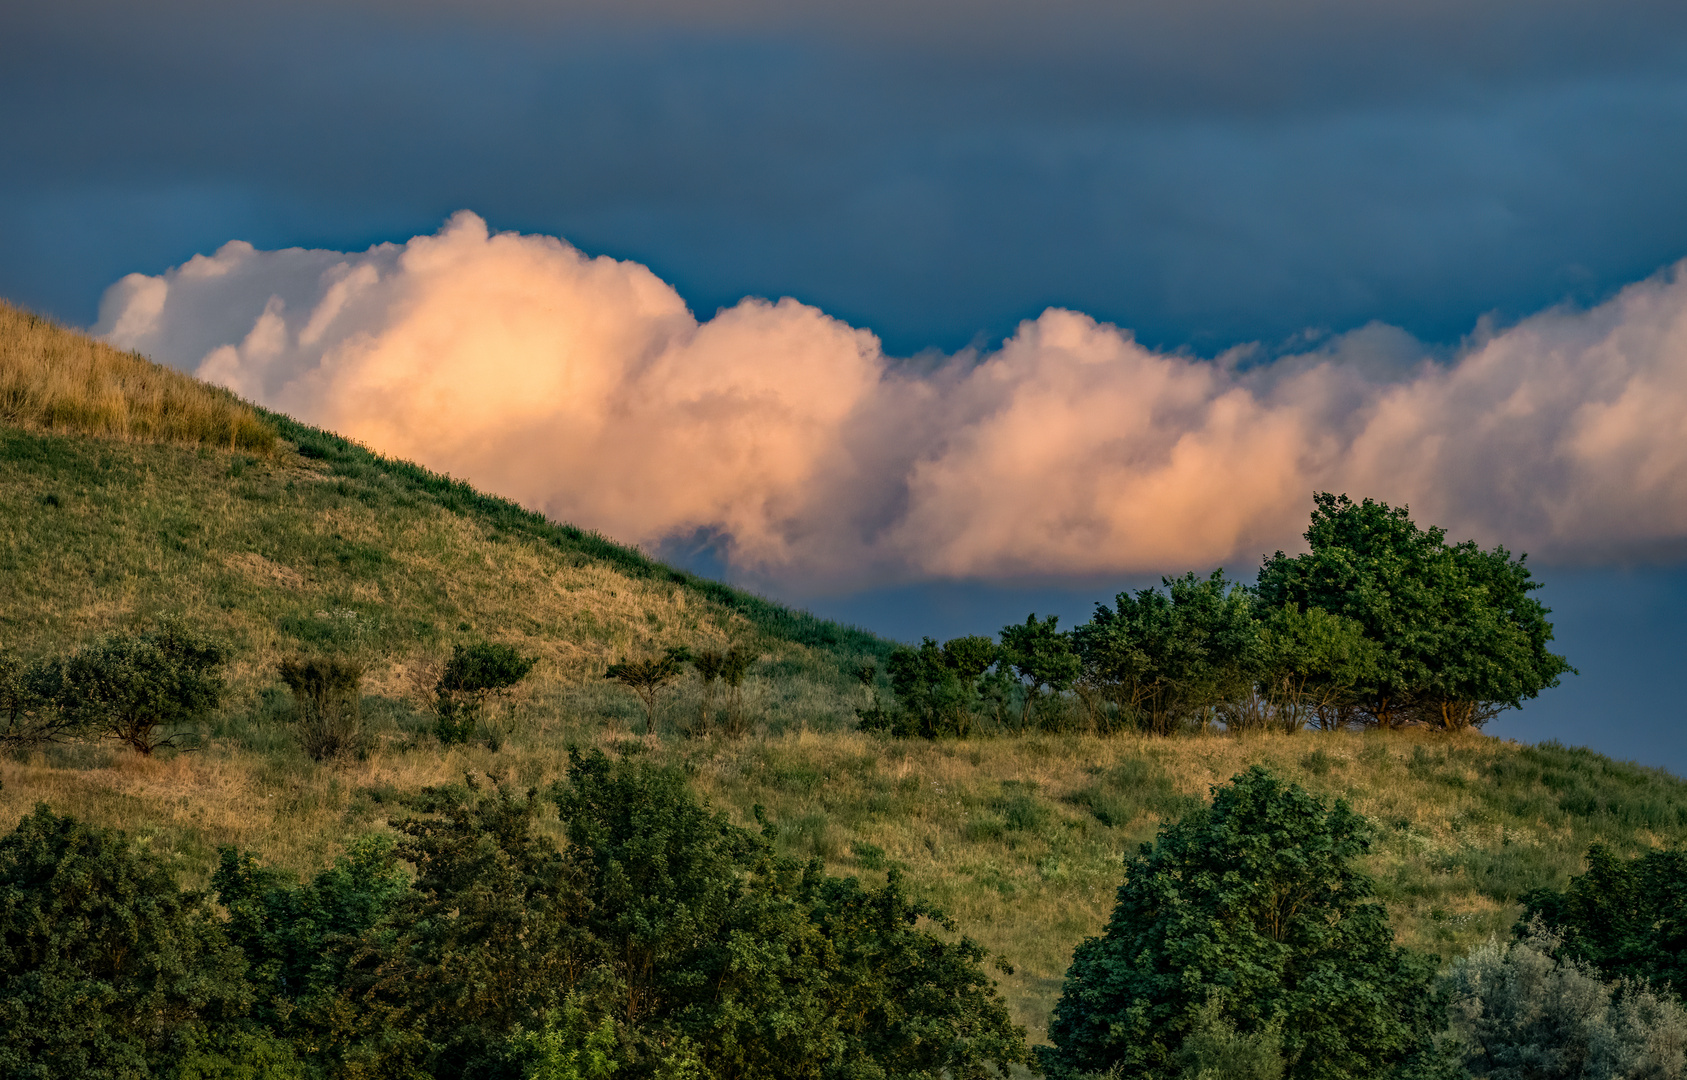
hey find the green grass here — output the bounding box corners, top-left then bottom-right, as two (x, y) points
(0, 421), (887, 731)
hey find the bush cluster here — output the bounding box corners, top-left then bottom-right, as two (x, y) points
(0, 752), (1027, 1079)
(0, 621), (227, 755)
(6, 757), (1685, 1079)
(865, 494), (1571, 738)
(1041, 770), (1687, 1080)
(604, 646), (753, 737)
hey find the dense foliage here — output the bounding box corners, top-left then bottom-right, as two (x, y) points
(1040, 767), (1447, 1080)
(434, 640), (538, 744)
(872, 494), (1570, 738)
(0, 752), (1027, 1079)
(1521, 844), (1687, 993)
(0, 803), (262, 1078)
(1446, 919), (1687, 1080)
(1073, 570), (1259, 736)
(1257, 493), (1572, 730)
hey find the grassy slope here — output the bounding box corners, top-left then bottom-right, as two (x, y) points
(4, 306), (1687, 1048)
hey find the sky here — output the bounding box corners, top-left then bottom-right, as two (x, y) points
(5, 0), (1687, 771)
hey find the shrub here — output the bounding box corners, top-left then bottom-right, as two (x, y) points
(872, 636), (1000, 738)
(714, 646), (753, 736)
(277, 656), (365, 760)
(0, 651), (80, 752)
(0, 805), (251, 1077)
(60, 622), (228, 754)
(1041, 767), (1445, 1080)
(1520, 843), (1687, 992)
(435, 640), (535, 744)
(1446, 918), (1687, 1079)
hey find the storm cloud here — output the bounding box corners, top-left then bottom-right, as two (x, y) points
(98, 213), (1687, 588)
(7, 0), (1687, 358)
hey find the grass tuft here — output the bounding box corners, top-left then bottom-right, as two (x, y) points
(0, 301), (275, 453)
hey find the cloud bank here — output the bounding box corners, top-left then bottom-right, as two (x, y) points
(97, 213), (1687, 588)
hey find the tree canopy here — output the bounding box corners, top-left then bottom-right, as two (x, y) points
(1520, 843), (1687, 994)
(1040, 767), (1446, 1080)
(1256, 493), (1571, 729)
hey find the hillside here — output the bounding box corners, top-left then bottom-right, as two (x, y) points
(0, 299), (889, 718)
(4, 301), (1687, 1049)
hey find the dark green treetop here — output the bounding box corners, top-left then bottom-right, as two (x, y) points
(213, 833), (408, 1050)
(1255, 604), (1382, 731)
(1040, 767), (1446, 1080)
(871, 635), (1001, 738)
(1255, 493), (1570, 728)
(998, 614), (1081, 730)
(552, 748), (1029, 1079)
(0, 805), (255, 1078)
(1520, 843), (1687, 993)
(1073, 570), (1259, 735)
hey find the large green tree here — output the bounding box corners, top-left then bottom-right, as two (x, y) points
(1255, 493), (1570, 729)
(1073, 571), (1259, 736)
(1040, 767), (1445, 1080)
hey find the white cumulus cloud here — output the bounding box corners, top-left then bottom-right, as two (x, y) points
(97, 211), (1687, 588)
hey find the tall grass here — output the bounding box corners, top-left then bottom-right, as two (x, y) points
(0, 300), (274, 452)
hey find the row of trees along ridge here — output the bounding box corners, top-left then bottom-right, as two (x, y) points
(861, 494), (1572, 738)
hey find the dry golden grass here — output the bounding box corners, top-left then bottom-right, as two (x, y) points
(0, 300), (274, 453)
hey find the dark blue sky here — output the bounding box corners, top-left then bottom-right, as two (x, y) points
(6, 0), (1687, 770)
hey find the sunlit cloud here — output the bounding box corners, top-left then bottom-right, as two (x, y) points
(98, 212), (1687, 588)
